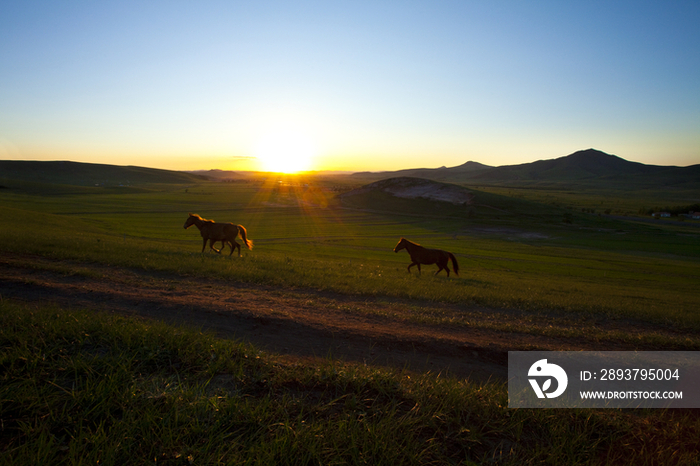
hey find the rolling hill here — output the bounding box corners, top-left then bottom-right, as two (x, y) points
(0, 160), (206, 187)
(351, 149), (700, 189)
(3, 149), (698, 192)
(337, 176), (564, 224)
(339, 177), (475, 206)
(351, 160), (493, 181)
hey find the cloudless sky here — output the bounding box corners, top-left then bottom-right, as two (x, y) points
(1, 1), (698, 172)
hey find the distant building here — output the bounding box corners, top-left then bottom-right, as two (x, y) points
(652, 212), (671, 218)
(689, 212), (700, 220)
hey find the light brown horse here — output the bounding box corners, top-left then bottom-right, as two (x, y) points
(183, 213), (253, 257)
(394, 237), (459, 277)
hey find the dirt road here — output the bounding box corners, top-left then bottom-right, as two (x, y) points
(0, 253), (680, 383)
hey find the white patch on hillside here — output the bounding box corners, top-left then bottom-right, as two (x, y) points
(343, 177), (475, 205)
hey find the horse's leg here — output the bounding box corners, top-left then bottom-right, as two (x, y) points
(225, 241), (232, 256)
(201, 237), (207, 253)
(210, 239), (222, 254)
(228, 239), (241, 257)
(407, 253), (421, 275)
(435, 259), (449, 276)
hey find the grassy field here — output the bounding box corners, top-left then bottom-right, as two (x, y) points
(3, 300), (699, 465)
(2, 175), (700, 464)
(1, 178), (698, 329)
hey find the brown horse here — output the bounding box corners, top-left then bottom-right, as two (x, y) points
(183, 213), (253, 257)
(393, 237), (459, 277)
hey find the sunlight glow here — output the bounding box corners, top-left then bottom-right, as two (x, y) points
(254, 129), (317, 173)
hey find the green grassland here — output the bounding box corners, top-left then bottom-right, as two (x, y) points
(1, 177), (698, 329)
(2, 174), (700, 464)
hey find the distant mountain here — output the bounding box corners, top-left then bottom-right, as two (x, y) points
(468, 149), (700, 188)
(353, 149), (700, 189)
(469, 149), (651, 181)
(352, 160), (492, 182)
(0, 160), (206, 186)
(3, 149), (697, 190)
(185, 169), (245, 181)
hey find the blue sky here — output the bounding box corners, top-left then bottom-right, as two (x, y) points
(1, 1), (698, 172)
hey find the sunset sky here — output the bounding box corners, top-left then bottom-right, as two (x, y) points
(1, 1), (698, 173)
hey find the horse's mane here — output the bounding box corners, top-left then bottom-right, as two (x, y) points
(401, 237), (420, 246)
(189, 213), (215, 223)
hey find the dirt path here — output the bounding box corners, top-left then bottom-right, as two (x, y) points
(0, 253), (682, 383)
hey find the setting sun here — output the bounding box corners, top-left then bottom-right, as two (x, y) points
(254, 129), (317, 173)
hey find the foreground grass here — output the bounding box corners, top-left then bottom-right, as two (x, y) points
(2, 301), (700, 465)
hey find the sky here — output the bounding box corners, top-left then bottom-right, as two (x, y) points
(1, 1), (699, 173)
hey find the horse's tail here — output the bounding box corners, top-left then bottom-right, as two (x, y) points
(238, 225), (253, 250)
(448, 252), (459, 276)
